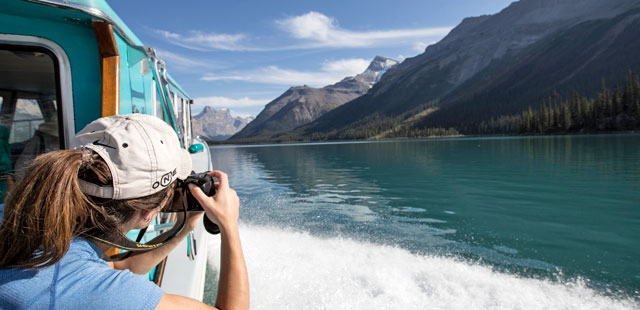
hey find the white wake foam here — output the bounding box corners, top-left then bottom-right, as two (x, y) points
(207, 224), (637, 310)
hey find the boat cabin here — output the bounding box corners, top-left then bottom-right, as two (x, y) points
(0, 0), (210, 300)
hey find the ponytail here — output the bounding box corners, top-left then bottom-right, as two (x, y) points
(0, 149), (176, 269)
(0, 150), (88, 269)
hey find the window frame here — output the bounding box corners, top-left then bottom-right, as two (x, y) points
(0, 34), (75, 149)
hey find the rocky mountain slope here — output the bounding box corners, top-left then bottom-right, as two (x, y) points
(229, 56), (398, 141)
(295, 0), (640, 139)
(191, 106), (253, 141)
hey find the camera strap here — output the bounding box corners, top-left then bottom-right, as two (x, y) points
(82, 195), (188, 260)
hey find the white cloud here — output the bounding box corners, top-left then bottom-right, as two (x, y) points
(155, 12), (451, 51)
(277, 12), (452, 48)
(192, 96), (270, 118)
(194, 96), (270, 108)
(228, 110), (256, 119)
(155, 49), (215, 71)
(413, 40), (437, 52)
(280, 12), (335, 41)
(413, 42), (428, 52)
(321, 58), (370, 77)
(201, 58), (370, 87)
(155, 29), (255, 51)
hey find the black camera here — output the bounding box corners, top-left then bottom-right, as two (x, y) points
(180, 172), (216, 211)
(164, 172), (221, 235)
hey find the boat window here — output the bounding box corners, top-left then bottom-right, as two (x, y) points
(162, 82), (177, 133)
(169, 91), (175, 105)
(11, 99), (45, 143)
(176, 96), (185, 145)
(154, 79), (165, 121)
(185, 99), (192, 144)
(0, 47), (61, 201)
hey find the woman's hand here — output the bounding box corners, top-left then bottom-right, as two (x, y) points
(188, 171), (240, 233)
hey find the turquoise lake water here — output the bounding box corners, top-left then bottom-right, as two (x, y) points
(204, 134), (640, 309)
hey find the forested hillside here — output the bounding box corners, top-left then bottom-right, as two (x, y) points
(517, 71), (640, 134)
(285, 0), (640, 141)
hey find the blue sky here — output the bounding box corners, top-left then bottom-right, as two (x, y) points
(107, 0), (515, 117)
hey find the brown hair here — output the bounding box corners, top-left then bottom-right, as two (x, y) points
(0, 149), (175, 269)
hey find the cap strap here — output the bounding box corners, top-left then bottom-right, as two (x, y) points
(78, 179), (114, 199)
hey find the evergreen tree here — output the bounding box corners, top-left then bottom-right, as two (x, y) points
(563, 104), (572, 131)
(516, 70), (639, 135)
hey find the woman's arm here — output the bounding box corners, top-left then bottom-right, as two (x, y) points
(154, 220), (249, 310)
(156, 293), (218, 310)
(215, 222), (248, 309)
(111, 212), (202, 275)
(187, 171), (249, 310)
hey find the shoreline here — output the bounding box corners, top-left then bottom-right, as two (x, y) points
(204, 130), (639, 147)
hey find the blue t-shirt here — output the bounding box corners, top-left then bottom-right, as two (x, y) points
(0, 238), (163, 310)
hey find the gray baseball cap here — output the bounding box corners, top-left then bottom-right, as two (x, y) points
(72, 114), (192, 200)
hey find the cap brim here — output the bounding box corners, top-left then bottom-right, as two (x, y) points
(177, 149), (193, 180)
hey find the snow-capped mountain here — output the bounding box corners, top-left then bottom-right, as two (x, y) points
(191, 106), (253, 141)
(230, 56), (397, 142)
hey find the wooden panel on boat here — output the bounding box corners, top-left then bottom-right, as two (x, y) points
(92, 21), (120, 117)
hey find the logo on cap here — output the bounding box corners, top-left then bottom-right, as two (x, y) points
(153, 168), (177, 189)
(92, 139), (116, 149)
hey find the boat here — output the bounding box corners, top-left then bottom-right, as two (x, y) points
(0, 0), (212, 301)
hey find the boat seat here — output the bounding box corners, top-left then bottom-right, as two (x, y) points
(13, 121), (59, 181)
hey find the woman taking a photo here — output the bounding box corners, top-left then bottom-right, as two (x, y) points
(0, 114), (249, 309)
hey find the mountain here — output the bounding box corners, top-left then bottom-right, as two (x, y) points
(229, 56), (398, 142)
(191, 106), (253, 141)
(296, 0), (640, 139)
